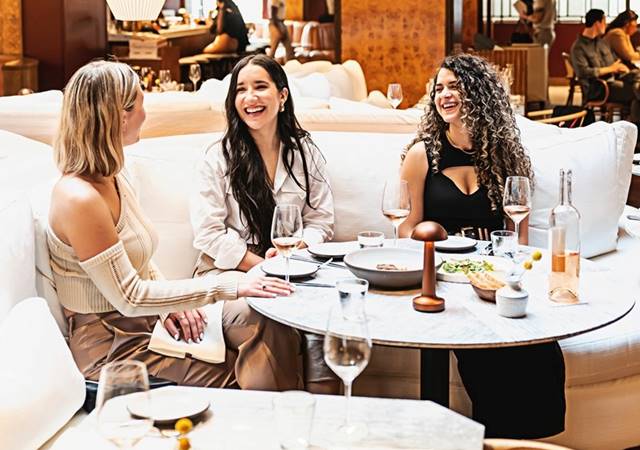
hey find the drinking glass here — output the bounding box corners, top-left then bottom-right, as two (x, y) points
(158, 69), (172, 91)
(323, 304), (372, 443)
(337, 278), (368, 320)
(357, 231), (384, 249)
(96, 360), (153, 449)
(273, 391), (316, 449)
(189, 63), (201, 92)
(271, 204), (303, 283)
(382, 178), (411, 247)
(490, 230), (517, 259)
(387, 83), (403, 109)
(503, 176), (531, 250)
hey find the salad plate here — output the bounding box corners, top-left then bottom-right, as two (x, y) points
(437, 255), (511, 284)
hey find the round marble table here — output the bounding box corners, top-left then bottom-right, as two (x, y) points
(247, 241), (636, 405)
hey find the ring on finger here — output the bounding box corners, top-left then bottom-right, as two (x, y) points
(261, 283), (267, 290)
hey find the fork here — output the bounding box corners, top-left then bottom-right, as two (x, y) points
(290, 255), (347, 269)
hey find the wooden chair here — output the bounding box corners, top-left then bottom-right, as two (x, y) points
(484, 438), (575, 450)
(561, 52), (580, 106)
(526, 108), (587, 127)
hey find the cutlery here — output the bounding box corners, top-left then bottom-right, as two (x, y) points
(627, 214), (640, 221)
(293, 282), (336, 288)
(290, 255), (348, 269)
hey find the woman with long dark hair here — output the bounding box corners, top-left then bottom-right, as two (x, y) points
(191, 54), (336, 392)
(204, 0), (249, 54)
(604, 10), (640, 66)
(400, 54), (565, 438)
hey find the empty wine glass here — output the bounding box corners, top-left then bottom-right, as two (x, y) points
(323, 303), (372, 443)
(387, 83), (403, 109)
(158, 69), (172, 92)
(96, 360), (153, 449)
(503, 176), (532, 252)
(271, 204), (303, 283)
(189, 63), (201, 92)
(382, 178), (411, 247)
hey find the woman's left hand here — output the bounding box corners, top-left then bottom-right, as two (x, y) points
(163, 308), (208, 343)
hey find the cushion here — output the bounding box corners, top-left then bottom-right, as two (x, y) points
(323, 65), (355, 100)
(341, 60), (368, 102)
(143, 91), (211, 113)
(522, 118), (636, 258)
(287, 60), (333, 78)
(289, 72), (332, 100)
(0, 297), (85, 450)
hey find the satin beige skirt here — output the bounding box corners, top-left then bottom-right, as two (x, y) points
(65, 299), (303, 391)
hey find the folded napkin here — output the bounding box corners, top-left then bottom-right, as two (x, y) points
(148, 302), (226, 364)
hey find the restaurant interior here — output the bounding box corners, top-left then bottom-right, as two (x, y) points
(1, 1), (640, 450)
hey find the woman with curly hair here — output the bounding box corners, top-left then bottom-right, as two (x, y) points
(399, 54), (565, 438)
(191, 54), (337, 393)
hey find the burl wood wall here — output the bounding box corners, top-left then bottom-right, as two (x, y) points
(0, 0), (22, 55)
(341, 0), (446, 107)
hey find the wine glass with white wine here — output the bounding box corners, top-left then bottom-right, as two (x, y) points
(96, 360), (153, 449)
(323, 302), (372, 443)
(503, 176), (532, 255)
(271, 204), (303, 283)
(382, 178), (411, 247)
(189, 63), (201, 93)
(387, 83), (403, 109)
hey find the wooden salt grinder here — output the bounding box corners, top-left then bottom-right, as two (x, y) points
(411, 221), (448, 313)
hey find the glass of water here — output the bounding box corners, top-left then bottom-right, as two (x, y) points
(337, 278), (368, 320)
(490, 230), (517, 259)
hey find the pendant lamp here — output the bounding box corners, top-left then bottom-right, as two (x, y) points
(106, 0), (165, 21)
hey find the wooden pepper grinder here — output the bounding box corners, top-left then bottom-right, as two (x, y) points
(411, 221), (448, 313)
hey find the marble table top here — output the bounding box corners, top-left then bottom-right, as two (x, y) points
(50, 387), (485, 450)
(248, 240), (636, 349)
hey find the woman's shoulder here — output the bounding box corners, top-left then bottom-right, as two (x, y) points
(50, 176), (112, 227)
(605, 28), (626, 40)
(202, 140), (228, 171)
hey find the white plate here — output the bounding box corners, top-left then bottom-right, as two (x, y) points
(624, 210), (640, 239)
(435, 236), (477, 252)
(127, 388), (210, 424)
(307, 241), (360, 259)
(437, 255), (511, 283)
(261, 257), (318, 278)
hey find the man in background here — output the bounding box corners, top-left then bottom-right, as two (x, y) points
(516, 0), (556, 47)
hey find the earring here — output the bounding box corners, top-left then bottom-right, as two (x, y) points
(279, 103), (285, 112)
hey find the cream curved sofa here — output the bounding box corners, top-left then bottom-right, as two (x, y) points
(0, 116), (638, 450)
(0, 60), (421, 145)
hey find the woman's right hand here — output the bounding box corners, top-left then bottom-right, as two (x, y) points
(238, 276), (295, 298)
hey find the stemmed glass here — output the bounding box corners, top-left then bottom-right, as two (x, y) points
(387, 83), (403, 109)
(158, 69), (172, 92)
(323, 302), (372, 442)
(503, 176), (532, 253)
(382, 178), (411, 247)
(189, 63), (201, 92)
(271, 204), (303, 283)
(96, 360), (153, 449)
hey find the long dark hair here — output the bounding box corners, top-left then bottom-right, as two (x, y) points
(220, 54), (322, 255)
(606, 9), (638, 34)
(403, 54), (533, 211)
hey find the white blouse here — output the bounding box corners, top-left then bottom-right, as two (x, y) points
(190, 139), (334, 271)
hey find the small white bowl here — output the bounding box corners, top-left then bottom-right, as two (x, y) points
(495, 286), (528, 318)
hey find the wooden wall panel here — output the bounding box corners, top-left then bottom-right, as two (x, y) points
(0, 0), (22, 55)
(341, 0), (446, 107)
(286, 0), (304, 20)
(462, 0), (477, 50)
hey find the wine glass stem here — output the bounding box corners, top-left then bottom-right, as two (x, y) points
(344, 380), (353, 428)
(393, 224), (398, 247)
(285, 256), (290, 284)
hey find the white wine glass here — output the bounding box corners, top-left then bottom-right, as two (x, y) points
(158, 69), (172, 92)
(189, 63), (201, 92)
(503, 176), (532, 252)
(271, 204), (303, 283)
(382, 178), (411, 247)
(323, 303), (372, 443)
(387, 83), (403, 109)
(96, 360), (153, 449)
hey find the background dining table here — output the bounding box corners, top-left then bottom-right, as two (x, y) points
(247, 239), (636, 407)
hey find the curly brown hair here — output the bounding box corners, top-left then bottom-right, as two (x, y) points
(402, 53), (533, 211)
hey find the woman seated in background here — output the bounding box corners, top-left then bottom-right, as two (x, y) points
(269, 0), (294, 62)
(399, 54), (566, 438)
(604, 10), (640, 68)
(48, 60), (302, 390)
(191, 54), (338, 393)
(204, 0), (249, 54)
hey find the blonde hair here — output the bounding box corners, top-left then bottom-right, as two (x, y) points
(54, 60), (139, 177)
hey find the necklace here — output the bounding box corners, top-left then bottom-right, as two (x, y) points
(446, 129), (475, 155)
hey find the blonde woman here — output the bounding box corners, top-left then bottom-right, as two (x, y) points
(48, 60), (303, 390)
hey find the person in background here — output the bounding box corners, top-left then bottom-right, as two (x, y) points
(571, 9), (640, 123)
(528, 0), (556, 48)
(269, 0), (294, 62)
(204, 0), (249, 54)
(399, 54), (565, 438)
(48, 60), (302, 390)
(604, 10), (640, 68)
(191, 54), (338, 393)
